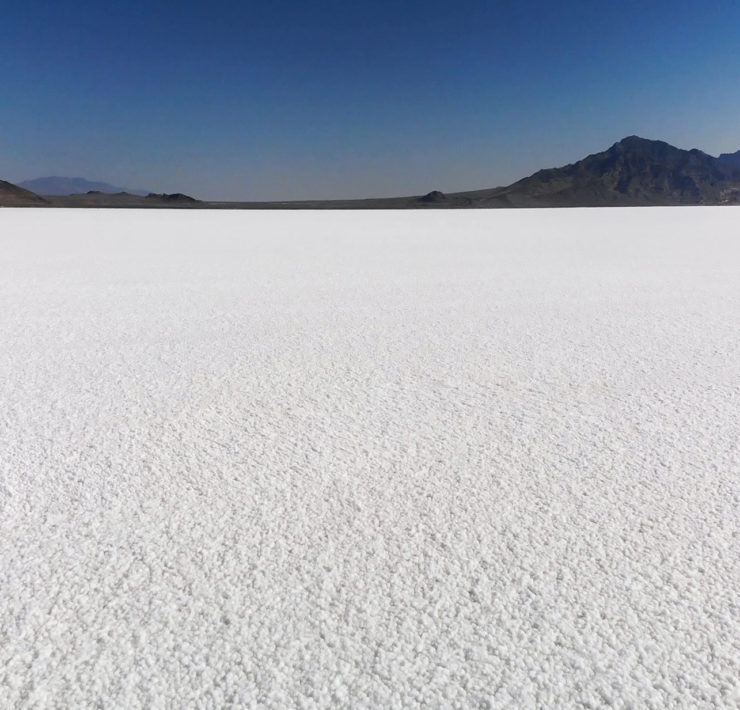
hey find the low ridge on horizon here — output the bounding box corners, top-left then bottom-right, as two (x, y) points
(4, 136), (740, 209)
(17, 176), (150, 197)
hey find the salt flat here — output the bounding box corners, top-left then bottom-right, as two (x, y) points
(1, 208), (738, 708)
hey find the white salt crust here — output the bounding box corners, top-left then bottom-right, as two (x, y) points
(1, 208), (738, 708)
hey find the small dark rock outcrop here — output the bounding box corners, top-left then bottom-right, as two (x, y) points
(146, 192), (198, 203)
(419, 190), (446, 203)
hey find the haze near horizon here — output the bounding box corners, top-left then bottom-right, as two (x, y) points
(3, 1), (740, 200)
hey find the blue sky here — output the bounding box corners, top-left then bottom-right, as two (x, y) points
(2, 1), (739, 200)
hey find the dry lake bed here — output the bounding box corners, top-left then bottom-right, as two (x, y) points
(1, 208), (738, 707)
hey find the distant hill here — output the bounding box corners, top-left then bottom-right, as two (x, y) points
(0, 179), (47, 206)
(718, 150), (740, 170)
(17, 176), (149, 196)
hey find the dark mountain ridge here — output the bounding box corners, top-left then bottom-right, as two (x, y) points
(479, 136), (740, 207)
(3, 137), (740, 208)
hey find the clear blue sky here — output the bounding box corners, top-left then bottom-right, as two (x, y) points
(2, 1), (739, 200)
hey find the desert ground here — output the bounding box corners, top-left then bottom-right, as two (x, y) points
(1, 208), (738, 708)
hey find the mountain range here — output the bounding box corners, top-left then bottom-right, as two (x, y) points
(3, 136), (740, 208)
(16, 177), (149, 196)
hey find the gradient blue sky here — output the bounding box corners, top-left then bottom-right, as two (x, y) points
(3, 1), (739, 200)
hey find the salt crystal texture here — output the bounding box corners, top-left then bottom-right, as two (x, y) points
(1, 208), (738, 708)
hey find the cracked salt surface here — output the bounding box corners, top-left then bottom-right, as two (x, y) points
(1, 208), (738, 708)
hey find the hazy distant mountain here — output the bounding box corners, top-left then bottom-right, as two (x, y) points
(0, 179), (47, 206)
(17, 177), (149, 196)
(718, 150), (740, 170)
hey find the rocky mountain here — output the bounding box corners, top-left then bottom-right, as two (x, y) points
(17, 176), (149, 196)
(473, 136), (740, 207)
